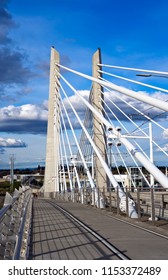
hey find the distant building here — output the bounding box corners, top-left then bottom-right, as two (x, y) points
(3, 173), (44, 182)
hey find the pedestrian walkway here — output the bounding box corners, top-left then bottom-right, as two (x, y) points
(29, 199), (120, 260)
(29, 198), (168, 260)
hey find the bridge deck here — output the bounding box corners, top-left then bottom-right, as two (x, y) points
(29, 198), (168, 260)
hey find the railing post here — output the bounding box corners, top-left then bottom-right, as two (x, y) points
(150, 186), (155, 224)
(116, 186), (120, 215)
(93, 187), (96, 207)
(82, 187), (85, 204)
(109, 186), (112, 212)
(103, 186), (105, 207)
(97, 187), (100, 208)
(126, 187), (129, 217)
(136, 186), (141, 219)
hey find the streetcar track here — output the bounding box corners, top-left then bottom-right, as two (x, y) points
(47, 200), (131, 260)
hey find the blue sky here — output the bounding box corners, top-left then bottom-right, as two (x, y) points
(0, 0), (168, 169)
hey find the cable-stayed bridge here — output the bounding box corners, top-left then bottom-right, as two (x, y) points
(1, 47), (168, 260)
(44, 47), (168, 216)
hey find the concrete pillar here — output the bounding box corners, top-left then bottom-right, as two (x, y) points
(91, 49), (108, 193)
(44, 47), (60, 197)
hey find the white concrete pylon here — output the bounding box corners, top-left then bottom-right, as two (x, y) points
(44, 47), (60, 197)
(91, 49), (107, 208)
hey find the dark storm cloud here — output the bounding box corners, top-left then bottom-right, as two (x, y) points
(0, 4), (13, 26)
(60, 54), (71, 66)
(0, 0), (16, 45)
(0, 119), (47, 134)
(36, 61), (50, 77)
(0, 48), (33, 84)
(0, 148), (5, 154)
(0, 0), (10, 7)
(36, 54), (71, 76)
(0, 1), (33, 93)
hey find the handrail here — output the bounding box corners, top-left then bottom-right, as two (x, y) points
(0, 194), (21, 221)
(12, 192), (32, 260)
(0, 205), (11, 221)
(0, 186), (33, 260)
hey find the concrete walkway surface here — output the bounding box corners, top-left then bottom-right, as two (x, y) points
(29, 199), (168, 260)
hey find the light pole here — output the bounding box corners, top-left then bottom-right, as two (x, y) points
(107, 141), (112, 170)
(136, 73), (168, 78)
(107, 124), (154, 190)
(107, 140), (112, 191)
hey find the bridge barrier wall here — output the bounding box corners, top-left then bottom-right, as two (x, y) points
(44, 187), (168, 222)
(0, 186), (32, 260)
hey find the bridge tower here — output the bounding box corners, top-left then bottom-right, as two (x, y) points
(44, 47), (60, 197)
(91, 49), (108, 195)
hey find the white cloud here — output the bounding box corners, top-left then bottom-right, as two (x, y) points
(162, 144), (168, 152)
(0, 102), (48, 121)
(0, 88), (167, 125)
(62, 90), (89, 111)
(0, 137), (27, 148)
(59, 88), (168, 132)
(0, 88), (167, 134)
(162, 129), (168, 139)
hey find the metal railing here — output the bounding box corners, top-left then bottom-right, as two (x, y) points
(0, 186), (32, 260)
(43, 186), (168, 223)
